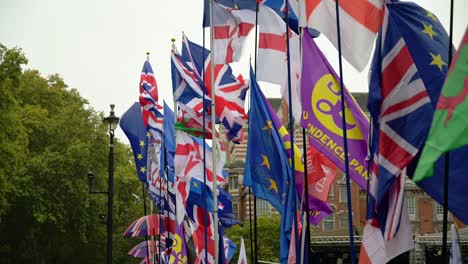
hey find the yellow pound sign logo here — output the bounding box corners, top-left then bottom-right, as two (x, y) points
(311, 74), (363, 140)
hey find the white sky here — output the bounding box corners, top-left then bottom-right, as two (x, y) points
(1, 0), (467, 140)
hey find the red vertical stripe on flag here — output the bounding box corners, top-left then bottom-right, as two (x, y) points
(382, 46), (413, 99)
(379, 132), (413, 169)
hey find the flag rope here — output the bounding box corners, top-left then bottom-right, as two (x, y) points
(334, 1), (357, 263)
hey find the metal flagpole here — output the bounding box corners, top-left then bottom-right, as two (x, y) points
(202, 23), (209, 264)
(144, 51), (156, 264)
(209, 1), (220, 262)
(150, 200), (156, 264)
(248, 189), (254, 264)
(299, 24), (312, 263)
(442, 0), (454, 262)
(284, 1), (300, 262)
(156, 133), (162, 263)
(365, 119), (373, 214)
(253, 3), (260, 263)
(302, 128), (312, 263)
(334, 1), (356, 263)
(142, 182), (150, 262)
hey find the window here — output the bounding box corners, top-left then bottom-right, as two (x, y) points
(407, 196), (416, 220)
(233, 203), (239, 219)
(229, 176), (238, 190)
(323, 214), (334, 232)
(256, 198), (270, 216)
(339, 186), (347, 202)
(340, 215), (349, 229)
(435, 202), (444, 220)
(328, 185), (335, 199)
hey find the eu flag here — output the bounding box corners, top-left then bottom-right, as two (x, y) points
(244, 67), (295, 263)
(120, 102), (149, 183)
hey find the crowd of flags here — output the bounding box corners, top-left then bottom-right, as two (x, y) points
(119, 0), (467, 263)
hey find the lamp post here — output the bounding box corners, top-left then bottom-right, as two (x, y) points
(103, 104), (119, 264)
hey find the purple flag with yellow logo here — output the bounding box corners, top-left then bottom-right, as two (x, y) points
(300, 29), (369, 190)
(169, 223), (188, 263)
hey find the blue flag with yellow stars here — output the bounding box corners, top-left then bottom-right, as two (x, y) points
(120, 102), (149, 183)
(244, 67), (296, 263)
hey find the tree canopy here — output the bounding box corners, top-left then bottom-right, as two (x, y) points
(0, 44), (144, 263)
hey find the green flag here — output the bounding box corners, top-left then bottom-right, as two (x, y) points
(414, 29), (468, 182)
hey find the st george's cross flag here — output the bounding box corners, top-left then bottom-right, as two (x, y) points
(256, 4), (302, 123)
(210, 1), (256, 65)
(299, 0), (384, 71)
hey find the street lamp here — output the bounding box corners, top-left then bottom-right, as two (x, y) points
(87, 105), (120, 264)
(103, 104), (119, 264)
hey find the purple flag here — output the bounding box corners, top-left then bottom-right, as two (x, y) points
(264, 92), (332, 225)
(300, 29), (369, 190)
(169, 223), (188, 263)
(308, 195), (333, 225)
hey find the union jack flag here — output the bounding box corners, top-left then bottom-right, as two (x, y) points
(188, 205), (215, 264)
(140, 60), (158, 101)
(181, 34), (249, 143)
(171, 45), (211, 116)
(362, 2), (450, 262)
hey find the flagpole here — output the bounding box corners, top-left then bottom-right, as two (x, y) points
(164, 141), (170, 263)
(301, 128), (312, 263)
(284, 1), (301, 262)
(149, 200), (156, 264)
(209, 1), (220, 262)
(158, 179), (162, 263)
(299, 25), (312, 264)
(248, 189), (254, 264)
(442, 0), (454, 262)
(171, 38), (179, 225)
(365, 120), (372, 214)
(253, 2), (260, 263)
(142, 182), (151, 262)
(333, 1), (357, 263)
(201, 24), (210, 264)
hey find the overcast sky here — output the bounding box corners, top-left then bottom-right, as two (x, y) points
(1, 0), (467, 140)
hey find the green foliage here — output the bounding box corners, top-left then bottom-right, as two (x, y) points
(0, 44), (144, 263)
(226, 215), (282, 262)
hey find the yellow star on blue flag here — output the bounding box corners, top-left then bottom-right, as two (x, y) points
(243, 67), (297, 263)
(120, 102), (149, 183)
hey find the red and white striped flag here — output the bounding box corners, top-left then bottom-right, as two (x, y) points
(257, 4), (302, 123)
(299, 0), (384, 71)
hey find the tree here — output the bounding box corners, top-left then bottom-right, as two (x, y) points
(226, 215), (282, 262)
(0, 43), (144, 263)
